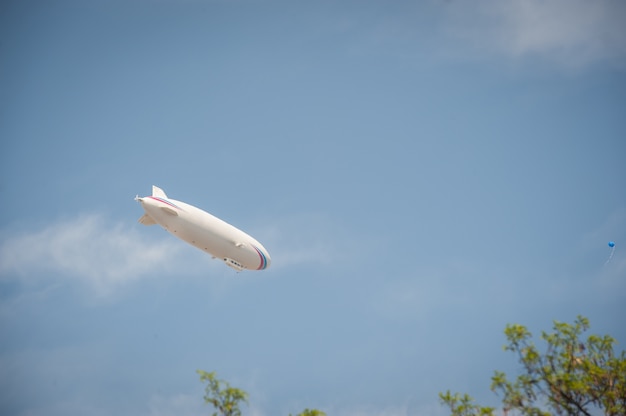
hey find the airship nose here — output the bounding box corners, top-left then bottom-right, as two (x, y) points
(254, 245), (271, 270)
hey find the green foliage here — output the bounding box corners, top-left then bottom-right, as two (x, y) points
(197, 370), (249, 416)
(290, 409), (327, 416)
(440, 316), (626, 416)
(439, 391), (495, 416)
(197, 370), (326, 416)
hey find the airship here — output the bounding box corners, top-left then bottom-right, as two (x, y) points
(135, 186), (271, 271)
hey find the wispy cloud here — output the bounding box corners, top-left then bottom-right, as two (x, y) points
(258, 213), (365, 271)
(0, 214), (184, 297)
(0, 212), (366, 298)
(442, 0), (626, 68)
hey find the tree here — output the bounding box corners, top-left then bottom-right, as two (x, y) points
(440, 316), (626, 416)
(291, 409), (327, 416)
(197, 370), (326, 416)
(197, 370), (249, 416)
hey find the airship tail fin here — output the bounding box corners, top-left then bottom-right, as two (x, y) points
(152, 185), (168, 198)
(138, 213), (157, 226)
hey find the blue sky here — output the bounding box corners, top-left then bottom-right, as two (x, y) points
(1, 0), (625, 415)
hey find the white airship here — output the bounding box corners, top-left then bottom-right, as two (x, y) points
(135, 186), (271, 271)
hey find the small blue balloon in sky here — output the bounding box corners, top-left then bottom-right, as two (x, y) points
(605, 241), (616, 265)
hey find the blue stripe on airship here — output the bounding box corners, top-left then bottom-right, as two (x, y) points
(252, 245), (268, 270)
(149, 196), (184, 211)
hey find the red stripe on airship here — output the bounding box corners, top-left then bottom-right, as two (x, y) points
(148, 196), (184, 211)
(252, 245), (268, 270)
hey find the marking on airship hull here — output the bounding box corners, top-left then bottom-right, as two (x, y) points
(252, 245), (269, 270)
(148, 196), (184, 211)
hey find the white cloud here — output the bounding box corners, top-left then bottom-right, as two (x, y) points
(0, 214), (184, 297)
(0, 212), (362, 299)
(442, 0), (626, 68)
